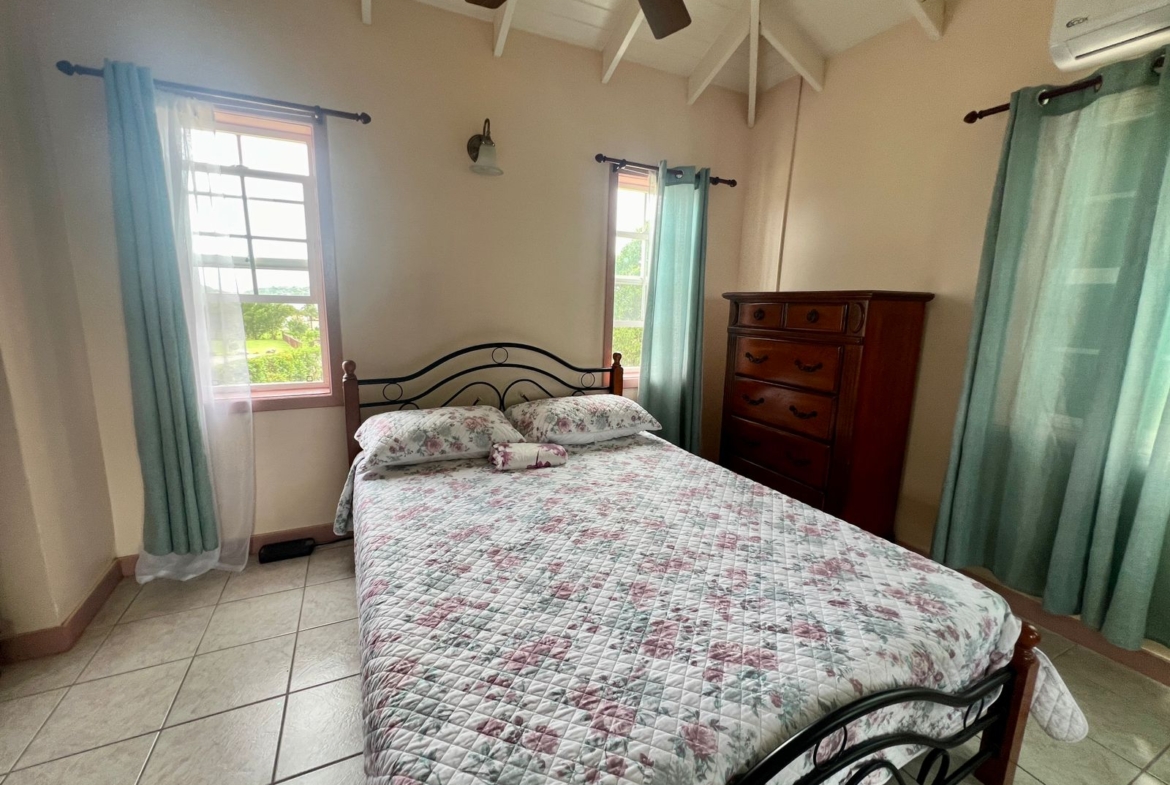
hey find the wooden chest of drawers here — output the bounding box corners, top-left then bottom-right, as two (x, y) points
(720, 291), (933, 539)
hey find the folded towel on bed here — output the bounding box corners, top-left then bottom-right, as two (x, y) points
(488, 442), (568, 471)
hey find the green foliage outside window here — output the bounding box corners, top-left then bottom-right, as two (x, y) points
(612, 327), (643, 368)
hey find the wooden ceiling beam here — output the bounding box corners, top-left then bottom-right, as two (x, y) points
(687, 6), (751, 105)
(602, 0), (645, 84)
(760, 0), (825, 92)
(494, 1), (518, 57)
(902, 0), (944, 40)
(747, 0), (760, 127)
(361, 0), (372, 25)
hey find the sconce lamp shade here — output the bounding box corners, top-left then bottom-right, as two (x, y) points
(467, 118), (503, 176)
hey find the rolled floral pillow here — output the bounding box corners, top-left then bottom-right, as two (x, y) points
(489, 442), (568, 471)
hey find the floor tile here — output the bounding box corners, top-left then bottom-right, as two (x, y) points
(1013, 769), (1042, 785)
(1018, 720), (1140, 785)
(167, 635), (294, 726)
(141, 697), (283, 785)
(1149, 751), (1170, 783)
(120, 571), (228, 623)
(198, 589), (303, 654)
(280, 754), (363, 784)
(0, 628), (108, 702)
(1137, 775), (1169, 785)
(1035, 625), (1076, 658)
(1055, 647), (1170, 766)
(290, 619), (360, 691)
(2, 735), (155, 785)
(299, 578), (357, 631)
(316, 538), (354, 551)
(16, 660), (187, 768)
(78, 606), (212, 682)
(275, 675), (363, 779)
(0, 690), (64, 773)
(221, 555), (309, 603)
(87, 579), (141, 630)
(306, 545), (355, 586)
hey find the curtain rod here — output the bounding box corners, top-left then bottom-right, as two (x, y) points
(965, 53), (1165, 124)
(594, 154), (737, 187)
(56, 60), (372, 124)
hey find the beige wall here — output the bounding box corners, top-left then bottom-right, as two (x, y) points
(743, 0), (1087, 550)
(0, 4), (117, 636)
(17, 0), (751, 558)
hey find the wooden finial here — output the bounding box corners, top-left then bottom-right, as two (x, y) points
(342, 359), (357, 380)
(612, 352), (623, 368)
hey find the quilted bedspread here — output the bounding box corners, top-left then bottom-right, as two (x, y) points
(335, 433), (1083, 785)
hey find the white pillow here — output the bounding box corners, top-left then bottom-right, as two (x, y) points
(504, 394), (661, 445)
(356, 406), (524, 469)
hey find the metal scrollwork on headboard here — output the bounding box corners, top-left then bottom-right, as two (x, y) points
(340, 342), (624, 464)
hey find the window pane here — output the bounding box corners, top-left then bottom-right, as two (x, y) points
(612, 326), (643, 369)
(256, 269), (311, 297)
(192, 234), (249, 263)
(189, 194), (247, 235)
(241, 135), (310, 176)
(235, 302), (324, 385)
(616, 189), (648, 232)
(198, 266), (254, 296)
(247, 199), (307, 240)
(252, 239), (309, 269)
(614, 283), (644, 322)
(190, 130), (240, 166)
(615, 237), (644, 276)
(245, 177), (304, 201)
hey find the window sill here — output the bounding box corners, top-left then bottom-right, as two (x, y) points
(250, 388), (340, 413)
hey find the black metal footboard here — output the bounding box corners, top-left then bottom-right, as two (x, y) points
(736, 664), (1016, 785)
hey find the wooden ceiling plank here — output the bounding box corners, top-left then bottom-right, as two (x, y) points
(747, 0), (759, 127)
(902, 0), (944, 40)
(687, 5), (751, 105)
(494, 0), (518, 57)
(602, 0), (645, 83)
(362, 0), (372, 25)
(759, 0), (824, 92)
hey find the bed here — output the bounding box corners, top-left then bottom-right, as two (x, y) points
(335, 344), (1081, 785)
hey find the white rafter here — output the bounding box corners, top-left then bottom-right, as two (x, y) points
(747, 0), (760, 127)
(687, 6), (751, 105)
(760, 0), (825, 92)
(494, 1), (518, 57)
(361, 0), (372, 25)
(602, 0), (644, 84)
(902, 0), (944, 40)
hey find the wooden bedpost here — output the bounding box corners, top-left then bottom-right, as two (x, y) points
(611, 352), (624, 397)
(343, 360), (361, 466)
(976, 622), (1040, 785)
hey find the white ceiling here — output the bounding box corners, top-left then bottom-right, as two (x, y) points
(409, 0), (927, 96)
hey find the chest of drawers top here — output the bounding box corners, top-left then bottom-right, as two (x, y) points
(723, 290), (934, 342)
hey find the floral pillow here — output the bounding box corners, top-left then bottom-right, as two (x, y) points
(356, 406), (525, 469)
(488, 442), (568, 471)
(504, 394), (661, 445)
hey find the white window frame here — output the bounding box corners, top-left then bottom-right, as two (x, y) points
(603, 168), (655, 382)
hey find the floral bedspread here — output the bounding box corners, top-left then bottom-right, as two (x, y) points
(336, 433), (1080, 785)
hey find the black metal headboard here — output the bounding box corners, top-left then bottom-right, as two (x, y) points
(341, 342), (623, 464)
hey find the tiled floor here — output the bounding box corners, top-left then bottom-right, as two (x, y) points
(0, 539), (1168, 785)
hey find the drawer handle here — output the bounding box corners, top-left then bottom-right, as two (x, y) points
(743, 395), (766, 406)
(752, 308), (766, 320)
(786, 451), (812, 468)
(789, 405), (818, 420)
(744, 352), (769, 365)
(806, 309), (820, 324)
(794, 359), (823, 373)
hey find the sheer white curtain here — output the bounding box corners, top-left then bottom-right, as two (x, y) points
(137, 95), (255, 581)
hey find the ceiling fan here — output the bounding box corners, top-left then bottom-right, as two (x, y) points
(465, 0), (691, 39)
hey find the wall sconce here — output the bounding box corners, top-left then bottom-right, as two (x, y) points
(467, 118), (503, 176)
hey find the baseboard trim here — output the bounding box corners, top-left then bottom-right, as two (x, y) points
(0, 559), (121, 664)
(116, 522), (347, 577)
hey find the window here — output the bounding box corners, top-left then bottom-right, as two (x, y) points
(186, 110), (341, 410)
(603, 168), (656, 378)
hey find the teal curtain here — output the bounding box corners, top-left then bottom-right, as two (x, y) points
(104, 61), (219, 560)
(933, 49), (1170, 650)
(640, 163), (710, 454)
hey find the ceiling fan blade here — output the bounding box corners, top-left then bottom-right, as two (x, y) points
(637, 0), (691, 39)
(465, 0), (507, 8)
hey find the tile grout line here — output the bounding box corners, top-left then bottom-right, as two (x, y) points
(272, 751), (362, 784)
(271, 571), (310, 784)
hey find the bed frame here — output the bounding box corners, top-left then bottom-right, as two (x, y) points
(338, 342), (1038, 785)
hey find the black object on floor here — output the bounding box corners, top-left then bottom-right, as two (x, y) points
(258, 538), (316, 564)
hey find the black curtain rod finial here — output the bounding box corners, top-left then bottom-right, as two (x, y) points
(56, 60), (77, 76)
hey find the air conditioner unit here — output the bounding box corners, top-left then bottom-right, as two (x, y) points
(1051, 0), (1170, 71)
